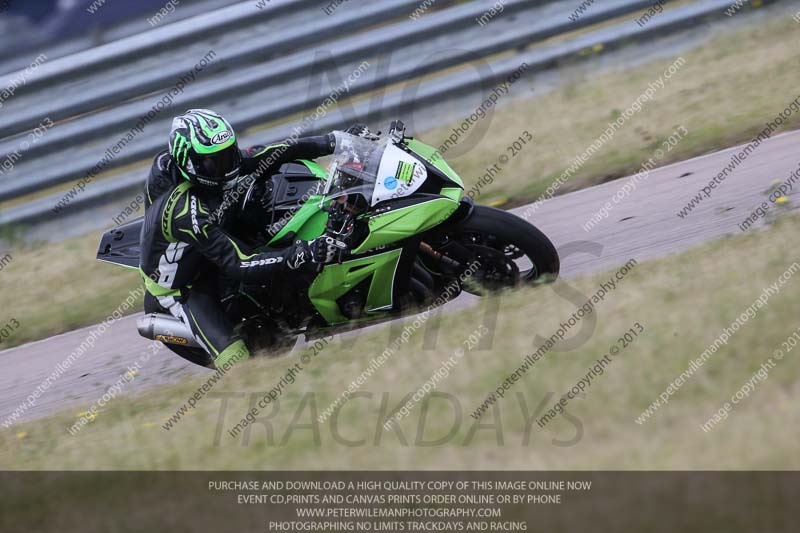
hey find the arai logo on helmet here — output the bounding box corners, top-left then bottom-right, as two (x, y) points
(211, 131), (232, 145)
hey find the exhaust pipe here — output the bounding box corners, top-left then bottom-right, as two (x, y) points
(137, 313), (201, 349)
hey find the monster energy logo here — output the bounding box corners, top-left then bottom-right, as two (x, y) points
(395, 161), (415, 184)
(172, 132), (190, 165)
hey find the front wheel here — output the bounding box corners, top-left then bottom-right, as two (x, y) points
(447, 205), (559, 294)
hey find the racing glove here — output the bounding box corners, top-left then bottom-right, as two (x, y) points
(286, 236), (348, 269)
(345, 123), (379, 140)
(388, 119), (406, 142)
(287, 240), (312, 270)
(311, 235), (348, 264)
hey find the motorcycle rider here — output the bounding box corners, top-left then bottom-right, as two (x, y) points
(140, 109), (367, 369)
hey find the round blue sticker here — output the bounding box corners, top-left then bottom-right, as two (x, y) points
(384, 176), (398, 190)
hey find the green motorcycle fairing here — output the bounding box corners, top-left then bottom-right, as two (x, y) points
(308, 248), (403, 324)
(352, 196), (459, 254)
(267, 195), (329, 245)
(265, 160), (330, 245)
(266, 143), (466, 325)
(297, 159), (327, 179)
(405, 138), (464, 189)
(351, 138), (464, 253)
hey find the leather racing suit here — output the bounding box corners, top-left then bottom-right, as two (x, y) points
(139, 134), (335, 367)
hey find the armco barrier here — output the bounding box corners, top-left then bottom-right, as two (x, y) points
(0, 0), (779, 229)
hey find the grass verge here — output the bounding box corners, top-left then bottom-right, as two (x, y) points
(429, 7), (800, 206)
(0, 234), (142, 349)
(3, 213), (799, 470)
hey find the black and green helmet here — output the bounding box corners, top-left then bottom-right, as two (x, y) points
(168, 109), (242, 189)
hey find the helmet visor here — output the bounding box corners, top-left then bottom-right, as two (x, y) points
(192, 144), (242, 181)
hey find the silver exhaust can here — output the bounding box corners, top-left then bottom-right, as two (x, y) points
(136, 313), (201, 348)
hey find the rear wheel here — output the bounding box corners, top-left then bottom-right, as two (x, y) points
(449, 205), (559, 294)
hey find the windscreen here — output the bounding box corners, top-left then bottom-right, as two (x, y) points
(323, 132), (388, 203)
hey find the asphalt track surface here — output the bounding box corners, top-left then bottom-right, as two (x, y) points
(2, 130), (798, 426)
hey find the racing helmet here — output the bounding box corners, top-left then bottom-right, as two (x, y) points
(168, 109), (242, 189)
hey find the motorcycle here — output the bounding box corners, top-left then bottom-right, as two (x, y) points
(97, 122), (559, 367)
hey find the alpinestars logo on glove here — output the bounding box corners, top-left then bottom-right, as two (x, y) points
(287, 250), (306, 270)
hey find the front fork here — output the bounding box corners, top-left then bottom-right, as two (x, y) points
(417, 196), (476, 273)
